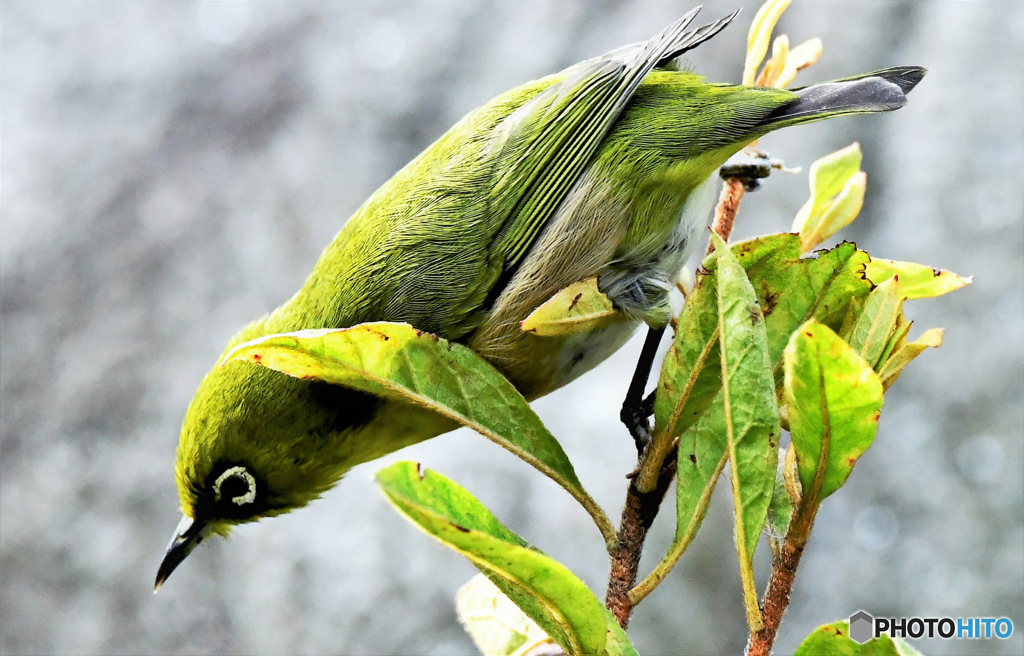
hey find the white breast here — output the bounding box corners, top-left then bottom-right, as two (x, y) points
(596, 172), (719, 327)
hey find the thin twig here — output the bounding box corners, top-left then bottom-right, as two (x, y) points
(746, 496), (820, 656)
(628, 450), (727, 606)
(604, 454), (677, 629)
(707, 177), (748, 255)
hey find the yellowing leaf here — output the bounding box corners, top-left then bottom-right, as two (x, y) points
(800, 171), (866, 254)
(843, 278), (903, 370)
(795, 620), (923, 656)
(793, 143), (863, 235)
(755, 35), (789, 87)
(879, 328), (944, 390)
(777, 38), (822, 88)
(744, 0), (793, 85)
(783, 441), (801, 504)
(876, 313), (912, 372)
(864, 258), (973, 299)
(520, 277), (626, 336)
(456, 575), (553, 656)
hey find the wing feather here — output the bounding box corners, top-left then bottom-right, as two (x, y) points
(482, 7), (739, 307)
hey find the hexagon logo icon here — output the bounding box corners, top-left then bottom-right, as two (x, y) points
(849, 610), (875, 644)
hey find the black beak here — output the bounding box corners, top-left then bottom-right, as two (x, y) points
(154, 515), (212, 592)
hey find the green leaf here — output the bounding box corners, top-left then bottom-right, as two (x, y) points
(864, 258), (972, 299)
(650, 235), (872, 585)
(654, 259), (722, 445)
(784, 321), (884, 501)
(600, 607), (640, 656)
(224, 322), (615, 548)
(674, 396), (730, 555)
(520, 277), (627, 336)
(456, 574), (553, 656)
(655, 234), (872, 443)
(793, 143), (863, 237)
(639, 236), (874, 603)
(878, 328), (944, 390)
(377, 462), (622, 656)
(799, 171), (866, 254)
(795, 620), (925, 656)
(876, 313), (912, 371)
(844, 278), (903, 370)
(712, 232), (780, 631)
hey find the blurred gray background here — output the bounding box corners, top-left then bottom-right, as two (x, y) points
(2, 1), (1021, 654)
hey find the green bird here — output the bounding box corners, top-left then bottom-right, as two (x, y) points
(156, 7), (924, 589)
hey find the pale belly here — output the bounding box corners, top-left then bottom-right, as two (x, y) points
(468, 170), (718, 399)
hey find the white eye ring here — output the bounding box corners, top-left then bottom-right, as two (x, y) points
(214, 466), (257, 506)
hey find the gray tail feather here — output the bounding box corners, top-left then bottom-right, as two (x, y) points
(798, 66), (927, 94)
(766, 66), (926, 126)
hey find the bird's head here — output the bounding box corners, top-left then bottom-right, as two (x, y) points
(155, 357), (381, 591)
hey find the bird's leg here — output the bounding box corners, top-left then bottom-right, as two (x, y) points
(620, 326), (665, 454)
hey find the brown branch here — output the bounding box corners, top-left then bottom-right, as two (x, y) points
(707, 177), (748, 255)
(747, 496), (821, 656)
(604, 454), (677, 629)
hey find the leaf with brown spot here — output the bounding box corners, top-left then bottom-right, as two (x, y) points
(519, 277), (628, 336)
(864, 258), (972, 299)
(784, 320), (884, 501)
(709, 232), (779, 632)
(655, 234), (872, 445)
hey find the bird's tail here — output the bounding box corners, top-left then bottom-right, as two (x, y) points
(763, 66), (927, 129)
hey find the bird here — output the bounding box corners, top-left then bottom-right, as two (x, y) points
(155, 6), (924, 590)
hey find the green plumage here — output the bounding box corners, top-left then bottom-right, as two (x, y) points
(156, 7), (924, 589)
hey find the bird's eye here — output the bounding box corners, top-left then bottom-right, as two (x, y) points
(213, 466), (257, 506)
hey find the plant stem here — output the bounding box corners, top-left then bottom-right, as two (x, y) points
(628, 451), (728, 606)
(749, 364), (831, 655)
(746, 495), (820, 656)
(707, 178), (747, 256)
(604, 454), (677, 629)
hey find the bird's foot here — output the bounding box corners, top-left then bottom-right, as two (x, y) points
(620, 389), (657, 456)
(720, 150), (798, 191)
(621, 403), (651, 454)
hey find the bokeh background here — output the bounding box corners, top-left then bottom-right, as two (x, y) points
(2, 1), (1021, 654)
